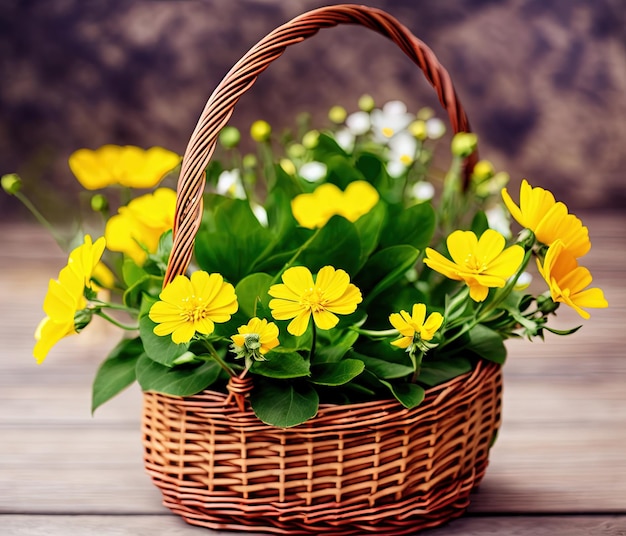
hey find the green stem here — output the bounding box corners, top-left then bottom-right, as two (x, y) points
(309, 322), (317, 361)
(14, 191), (66, 246)
(95, 310), (139, 331)
(352, 327), (399, 338)
(268, 227), (323, 285)
(204, 342), (236, 378)
(91, 300), (138, 315)
(410, 349), (424, 383)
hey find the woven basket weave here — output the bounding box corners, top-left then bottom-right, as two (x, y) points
(142, 4), (501, 534)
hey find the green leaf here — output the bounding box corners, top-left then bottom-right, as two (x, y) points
(379, 379), (425, 409)
(312, 329), (359, 364)
(354, 353), (414, 380)
(356, 153), (387, 189)
(299, 216), (362, 274)
(310, 359), (365, 386)
(135, 353), (221, 396)
(467, 324), (507, 364)
(122, 258), (146, 288)
(544, 324), (583, 336)
(91, 337), (143, 413)
(251, 352), (310, 379)
(139, 315), (190, 366)
(195, 198), (273, 284)
(353, 202), (386, 267)
(471, 211), (490, 236)
(234, 272), (273, 318)
(123, 274), (163, 309)
(418, 357), (473, 387)
(379, 202), (436, 250)
(312, 133), (348, 161)
(356, 245), (420, 304)
(325, 155), (366, 190)
(250, 380), (319, 428)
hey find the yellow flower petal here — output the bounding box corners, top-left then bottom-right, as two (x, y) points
(287, 310), (312, 336)
(312, 309), (339, 331)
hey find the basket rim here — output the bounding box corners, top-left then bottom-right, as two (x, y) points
(143, 359), (500, 432)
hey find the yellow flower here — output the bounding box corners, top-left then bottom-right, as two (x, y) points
(105, 188), (176, 264)
(34, 235), (106, 363)
(537, 240), (608, 319)
(291, 180), (379, 229)
(69, 145), (181, 190)
(424, 229), (525, 302)
(250, 120), (272, 142)
(389, 303), (444, 349)
(268, 265), (362, 336)
(149, 271), (238, 344)
(501, 179), (590, 258)
(231, 317), (280, 363)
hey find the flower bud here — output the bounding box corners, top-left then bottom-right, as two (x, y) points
(1, 173), (22, 195)
(279, 158), (296, 176)
(472, 160), (495, 183)
(219, 126), (241, 148)
(451, 132), (478, 157)
(302, 130), (320, 149)
(537, 293), (560, 315)
(328, 105), (347, 124)
(90, 193), (108, 213)
(409, 120), (427, 141)
(416, 107), (435, 120)
(242, 153), (257, 169)
(358, 94), (375, 112)
(250, 120), (272, 142)
(287, 143), (306, 159)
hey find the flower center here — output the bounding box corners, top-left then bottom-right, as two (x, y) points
(182, 296), (209, 323)
(382, 126), (395, 138)
(300, 286), (328, 313)
(464, 254), (488, 273)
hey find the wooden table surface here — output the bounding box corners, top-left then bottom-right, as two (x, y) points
(1, 215), (625, 536)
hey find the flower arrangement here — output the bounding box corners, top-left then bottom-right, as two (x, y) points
(3, 97), (608, 428)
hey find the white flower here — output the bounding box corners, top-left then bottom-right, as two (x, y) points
(334, 128), (355, 152)
(216, 169), (245, 199)
(485, 205), (512, 238)
(345, 111), (371, 136)
(386, 132), (418, 178)
(425, 118), (446, 140)
(411, 181), (435, 202)
(299, 161), (327, 182)
(514, 271), (533, 291)
(371, 100), (414, 143)
(251, 203), (268, 227)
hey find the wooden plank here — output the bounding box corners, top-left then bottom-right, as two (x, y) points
(0, 515), (624, 535)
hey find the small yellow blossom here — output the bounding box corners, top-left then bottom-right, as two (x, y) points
(34, 235), (106, 363)
(149, 271), (238, 344)
(69, 145), (180, 190)
(291, 180), (379, 229)
(424, 229), (525, 302)
(536, 240), (608, 319)
(268, 266), (362, 336)
(389, 303), (443, 349)
(105, 188), (176, 264)
(501, 179), (590, 258)
(231, 317), (280, 364)
(250, 120), (272, 142)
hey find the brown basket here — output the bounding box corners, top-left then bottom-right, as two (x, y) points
(143, 360), (502, 535)
(142, 4), (500, 534)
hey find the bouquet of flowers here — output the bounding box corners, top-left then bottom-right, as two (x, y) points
(3, 97), (608, 428)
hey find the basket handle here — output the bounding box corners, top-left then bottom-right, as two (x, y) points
(164, 4), (477, 286)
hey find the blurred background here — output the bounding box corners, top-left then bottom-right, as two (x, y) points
(1, 0), (625, 220)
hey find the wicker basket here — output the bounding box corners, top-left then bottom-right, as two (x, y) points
(142, 4), (501, 534)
